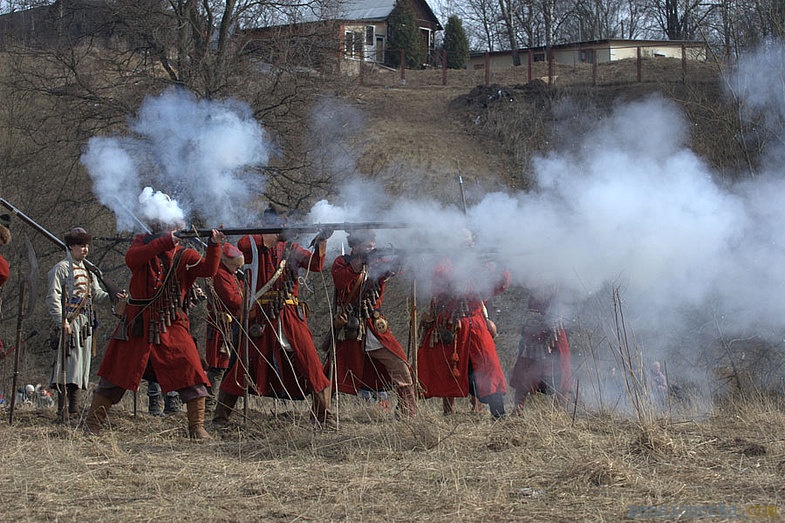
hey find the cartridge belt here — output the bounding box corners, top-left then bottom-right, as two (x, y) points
(127, 297), (155, 306)
(256, 296), (298, 307)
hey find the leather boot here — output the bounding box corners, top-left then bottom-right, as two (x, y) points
(205, 368), (224, 412)
(67, 384), (80, 415)
(84, 393), (113, 435)
(442, 397), (456, 415)
(395, 385), (417, 418)
(164, 392), (182, 414)
(212, 390), (239, 429)
(311, 386), (336, 430)
(186, 397), (212, 440)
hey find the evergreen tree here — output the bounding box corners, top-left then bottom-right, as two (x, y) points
(387, 0), (426, 68)
(442, 15), (469, 69)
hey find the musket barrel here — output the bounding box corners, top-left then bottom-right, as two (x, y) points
(174, 222), (410, 239)
(0, 197), (121, 298)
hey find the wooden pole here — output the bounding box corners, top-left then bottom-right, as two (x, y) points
(8, 280), (25, 424)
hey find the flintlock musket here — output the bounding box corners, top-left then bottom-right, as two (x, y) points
(173, 222), (411, 239)
(0, 197), (124, 300)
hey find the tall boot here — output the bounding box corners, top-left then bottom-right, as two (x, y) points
(205, 367), (224, 412)
(212, 389), (239, 429)
(395, 385), (417, 418)
(186, 397), (212, 440)
(442, 397), (456, 415)
(67, 384), (80, 415)
(311, 386), (336, 430)
(84, 393), (113, 435)
(164, 392), (182, 414)
(485, 393), (506, 419)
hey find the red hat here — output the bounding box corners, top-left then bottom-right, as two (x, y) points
(222, 242), (243, 259)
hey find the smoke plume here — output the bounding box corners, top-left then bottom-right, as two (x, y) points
(81, 88), (271, 231)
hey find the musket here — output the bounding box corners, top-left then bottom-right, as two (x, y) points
(0, 197), (124, 300)
(173, 222), (410, 239)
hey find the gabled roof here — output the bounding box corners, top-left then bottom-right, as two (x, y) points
(263, 0), (441, 29)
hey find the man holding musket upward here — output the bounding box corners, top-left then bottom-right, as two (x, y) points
(213, 208), (335, 429)
(86, 223), (225, 439)
(327, 230), (417, 417)
(48, 227), (121, 417)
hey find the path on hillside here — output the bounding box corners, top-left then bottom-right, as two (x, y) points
(350, 81), (517, 204)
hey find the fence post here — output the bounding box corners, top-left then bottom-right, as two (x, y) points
(592, 50), (597, 86)
(484, 52), (490, 86)
(359, 45), (365, 86)
(400, 49), (406, 84)
(548, 48), (554, 85)
(636, 46), (641, 82)
(681, 44), (687, 83)
(442, 48), (447, 85)
(527, 50), (532, 82)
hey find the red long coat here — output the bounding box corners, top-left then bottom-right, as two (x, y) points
(509, 328), (572, 397)
(0, 254), (8, 287)
(99, 233), (220, 393)
(417, 260), (510, 399)
(327, 254), (410, 394)
(205, 262), (244, 369)
(220, 236), (330, 399)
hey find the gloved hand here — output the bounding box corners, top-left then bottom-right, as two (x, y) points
(310, 227), (334, 248)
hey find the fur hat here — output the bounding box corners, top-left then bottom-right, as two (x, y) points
(64, 227), (92, 247)
(347, 230), (376, 248)
(0, 214), (11, 245)
(262, 206), (287, 227)
(222, 242), (243, 260)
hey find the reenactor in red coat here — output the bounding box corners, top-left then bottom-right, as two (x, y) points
(509, 292), (572, 412)
(326, 230), (417, 417)
(0, 214), (10, 289)
(417, 238), (510, 419)
(213, 209), (335, 429)
(85, 225), (225, 439)
(203, 242), (245, 410)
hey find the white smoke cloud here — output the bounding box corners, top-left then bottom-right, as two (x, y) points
(81, 88), (271, 231)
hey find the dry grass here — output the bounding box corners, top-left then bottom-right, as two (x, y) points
(2, 392), (783, 522)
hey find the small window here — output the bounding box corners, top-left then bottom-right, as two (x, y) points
(344, 31), (364, 58)
(365, 25), (374, 46)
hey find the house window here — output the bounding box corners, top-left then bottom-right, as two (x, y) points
(533, 52), (546, 62)
(366, 25), (374, 46)
(344, 31), (363, 58)
(579, 49), (594, 63)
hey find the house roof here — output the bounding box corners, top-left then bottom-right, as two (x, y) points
(263, 0), (441, 29)
(338, 0), (399, 21)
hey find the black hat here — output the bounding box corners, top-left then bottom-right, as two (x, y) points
(0, 214), (10, 245)
(64, 227), (92, 247)
(347, 230), (376, 248)
(262, 206), (287, 227)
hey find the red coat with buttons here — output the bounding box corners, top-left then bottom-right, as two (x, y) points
(98, 233), (220, 393)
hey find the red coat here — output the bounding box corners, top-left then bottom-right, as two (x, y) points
(417, 259), (510, 399)
(99, 233), (220, 393)
(221, 236), (330, 398)
(205, 262), (244, 369)
(327, 254), (410, 394)
(0, 254), (8, 287)
(509, 327), (572, 396)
